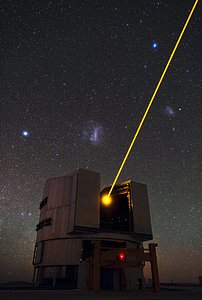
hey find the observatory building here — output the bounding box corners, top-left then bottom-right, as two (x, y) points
(32, 169), (159, 291)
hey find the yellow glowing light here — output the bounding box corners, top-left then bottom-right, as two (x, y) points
(108, 0), (199, 198)
(101, 195), (112, 206)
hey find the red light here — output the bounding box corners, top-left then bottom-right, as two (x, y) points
(119, 253), (125, 261)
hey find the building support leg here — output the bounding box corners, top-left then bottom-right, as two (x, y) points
(88, 258), (93, 290)
(149, 243), (160, 293)
(35, 267), (43, 287)
(32, 267), (36, 287)
(53, 266), (57, 288)
(120, 268), (126, 291)
(92, 240), (100, 293)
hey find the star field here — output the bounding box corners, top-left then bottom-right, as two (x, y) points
(0, 0), (201, 284)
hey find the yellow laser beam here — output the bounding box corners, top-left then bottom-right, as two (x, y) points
(108, 0), (199, 197)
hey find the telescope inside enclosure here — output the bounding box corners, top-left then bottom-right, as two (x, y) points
(33, 169), (159, 292)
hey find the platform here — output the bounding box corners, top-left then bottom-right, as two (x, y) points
(0, 287), (202, 300)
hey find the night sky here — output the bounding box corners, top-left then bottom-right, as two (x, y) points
(0, 0), (201, 284)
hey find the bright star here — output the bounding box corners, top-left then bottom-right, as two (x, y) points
(152, 42), (158, 49)
(22, 130), (29, 137)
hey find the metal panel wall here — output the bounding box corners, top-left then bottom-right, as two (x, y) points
(37, 170), (100, 237)
(47, 176), (72, 209)
(42, 239), (81, 265)
(67, 174), (78, 233)
(75, 169), (100, 229)
(51, 206), (69, 238)
(130, 181), (152, 237)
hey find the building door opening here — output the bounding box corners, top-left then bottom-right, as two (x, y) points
(100, 268), (113, 290)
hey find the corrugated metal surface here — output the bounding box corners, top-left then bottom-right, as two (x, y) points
(66, 174), (78, 233)
(35, 170), (100, 265)
(130, 181), (152, 236)
(75, 169), (100, 229)
(48, 176), (72, 208)
(52, 206), (69, 238)
(42, 239), (81, 265)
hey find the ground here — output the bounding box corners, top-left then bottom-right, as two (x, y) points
(0, 287), (202, 300)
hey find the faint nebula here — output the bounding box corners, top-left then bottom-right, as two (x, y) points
(83, 121), (104, 146)
(165, 106), (175, 119)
